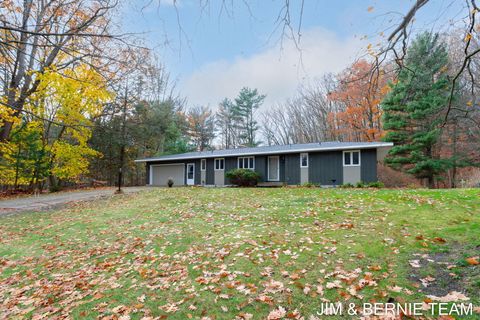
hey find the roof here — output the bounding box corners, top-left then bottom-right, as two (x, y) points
(135, 141), (393, 163)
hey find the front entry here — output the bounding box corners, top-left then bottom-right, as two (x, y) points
(186, 163), (195, 185)
(268, 156), (280, 181)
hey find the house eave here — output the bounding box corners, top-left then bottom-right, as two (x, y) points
(134, 142), (394, 163)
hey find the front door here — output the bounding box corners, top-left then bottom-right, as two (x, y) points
(268, 156), (280, 181)
(186, 163), (195, 185)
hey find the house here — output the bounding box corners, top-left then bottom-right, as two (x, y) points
(134, 141), (393, 187)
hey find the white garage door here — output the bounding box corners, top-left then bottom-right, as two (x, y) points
(150, 164), (185, 186)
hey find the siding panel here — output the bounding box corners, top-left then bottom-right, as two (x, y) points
(194, 159), (201, 185)
(284, 153), (300, 185)
(224, 157), (237, 184)
(361, 149), (377, 183)
(206, 158), (215, 185)
(255, 156), (267, 182)
(309, 151), (343, 185)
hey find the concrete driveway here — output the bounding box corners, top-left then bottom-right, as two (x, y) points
(0, 187), (147, 216)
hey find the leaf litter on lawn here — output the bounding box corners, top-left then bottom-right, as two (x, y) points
(0, 188), (479, 319)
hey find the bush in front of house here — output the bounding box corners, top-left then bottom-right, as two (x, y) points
(226, 169), (261, 187)
(340, 181), (384, 188)
(366, 181), (385, 188)
(302, 182), (317, 188)
(340, 183), (355, 188)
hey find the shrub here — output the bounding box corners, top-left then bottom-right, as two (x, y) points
(167, 177), (174, 188)
(302, 182), (317, 188)
(226, 169), (261, 187)
(340, 183), (355, 188)
(356, 181), (366, 188)
(367, 181), (384, 188)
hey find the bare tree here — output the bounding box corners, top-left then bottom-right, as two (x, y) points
(261, 75), (341, 145)
(187, 106), (215, 151)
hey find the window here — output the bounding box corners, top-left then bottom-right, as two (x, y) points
(300, 153), (309, 168)
(201, 159), (206, 171)
(343, 150), (360, 166)
(238, 156), (255, 169)
(214, 158), (224, 171)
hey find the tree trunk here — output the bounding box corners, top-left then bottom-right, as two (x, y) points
(427, 176), (435, 189)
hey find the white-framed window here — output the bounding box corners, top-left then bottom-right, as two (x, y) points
(238, 156), (255, 170)
(201, 159), (206, 171)
(214, 158), (224, 171)
(343, 150), (361, 166)
(300, 153), (309, 168)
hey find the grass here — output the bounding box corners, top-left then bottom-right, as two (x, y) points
(0, 187), (479, 319)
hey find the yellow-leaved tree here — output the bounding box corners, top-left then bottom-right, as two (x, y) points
(0, 64), (112, 190)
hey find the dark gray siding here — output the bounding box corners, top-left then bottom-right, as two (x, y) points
(279, 155), (286, 182)
(206, 158), (215, 184)
(284, 153), (300, 184)
(146, 164), (150, 185)
(224, 157), (237, 184)
(255, 156), (267, 182)
(360, 149), (377, 183)
(309, 151), (343, 185)
(144, 148), (379, 186)
(224, 156), (268, 183)
(193, 159), (201, 185)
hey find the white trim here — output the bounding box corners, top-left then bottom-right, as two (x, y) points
(267, 156), (280, 181)
(200, 159), (206, 171)
(343, 150), (361, 167)
(237, 156), (255, 170)
(214, 158), (225, 171)
(300, 153), (309, 168)
(149, 163), (185, 185)
(134, 143), (394, 162)
(186, 163), (195, 185)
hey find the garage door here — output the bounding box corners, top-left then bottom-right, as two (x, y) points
(151, 164), (185, 186)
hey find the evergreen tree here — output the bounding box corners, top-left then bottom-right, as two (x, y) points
(233, 87), (266, 147)
(382, 32), (454, 188)
(216, 98), (237, 149)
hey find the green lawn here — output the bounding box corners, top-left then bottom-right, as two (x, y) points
(1, 187), (479, 319)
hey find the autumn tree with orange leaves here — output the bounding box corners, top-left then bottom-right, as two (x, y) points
(328, 60), (390, 142)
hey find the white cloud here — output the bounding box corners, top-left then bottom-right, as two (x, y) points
(181, 28), (364, 109)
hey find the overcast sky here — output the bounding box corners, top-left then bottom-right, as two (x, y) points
(120, 0), (463, 109)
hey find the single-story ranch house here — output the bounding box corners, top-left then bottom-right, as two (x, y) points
(135, 141), (393, 187)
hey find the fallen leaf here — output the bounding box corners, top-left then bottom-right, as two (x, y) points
(267, 306), (286, 320)
(466, 257), (479, 265)
(427, 291), (470, 302)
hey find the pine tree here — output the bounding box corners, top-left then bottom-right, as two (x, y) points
(233, 87), (266, 147)
(216, 98), (236, 149)
(382, 32), (454, 188)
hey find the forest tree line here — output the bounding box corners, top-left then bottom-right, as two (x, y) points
(0, 1), (479, 191)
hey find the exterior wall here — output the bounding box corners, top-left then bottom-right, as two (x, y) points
(255, 156), (268, 182)
(360, 148), (377, 183)
(224, 157), (237, 185)
(284, 153), (300, 185)
(214, 170), (224, 186)
(206, 158), (214, 185)
(143, 148), (380, 186)
(200, 170), (206, 185)
(343, 166), (361, 184)
(309, 151), (343, 185)
(193, 159), (201, 185)
(300, 168), (308, 184)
